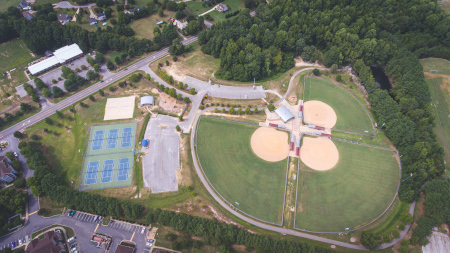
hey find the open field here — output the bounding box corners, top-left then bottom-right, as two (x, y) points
(420, 58), (450, 75)
(303, 77), (373, 134)
(0, 39), (35, 97)
(296, 139), (400, 232)
(196, 117), (288, 224)
(150, 42), (220, 83)
(130, 11), (176, 40)
(420, 58), (450, 163)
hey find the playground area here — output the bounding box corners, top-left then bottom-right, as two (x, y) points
(79, 122), (137, 191)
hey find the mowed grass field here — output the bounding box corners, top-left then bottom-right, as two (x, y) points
(196, 117), (288, 224)
(296, 139), (400, 232)
(303, 77), (373, 134)
(421, 58), (450, 163)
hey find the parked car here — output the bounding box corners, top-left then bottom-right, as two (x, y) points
(18, 239), (22, 245)
(141, 227), (145, 234)
(11, 242), (15, 248)
(69, 210), (76, 217)
(146, 242), (153, 247)
(14, 152), (18, 157)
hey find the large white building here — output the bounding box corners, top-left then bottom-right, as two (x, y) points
(28, 44), (84, 76)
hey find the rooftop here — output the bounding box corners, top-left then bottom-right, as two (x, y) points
(275, 106), (295, 123)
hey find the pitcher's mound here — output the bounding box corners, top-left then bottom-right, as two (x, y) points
(300, 137), (339, 171)
(304, 100), (337, 128)
(251, 127), (289, 162)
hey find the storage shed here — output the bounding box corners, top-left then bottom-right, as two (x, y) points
(275, 106), (294, 123)
(142, 140), (148, 147)
(140, 96), (154, 106)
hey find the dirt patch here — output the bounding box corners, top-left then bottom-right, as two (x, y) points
(422, 232), (450, 253)
(159, 92), (182, 113)
(151, 88), (159, 93)
(147, 227), (158, 239)
(300, 137), (339, 171)
(250, 127), (289, 162)
(303, 100), (337, 128)
(289, 95), (297, 102)
(103, 96), (135, 120)
(294, 57), (319, 67)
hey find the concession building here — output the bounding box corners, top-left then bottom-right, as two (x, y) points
(28, 44), (84, 76)
(275, 106), (295, 123)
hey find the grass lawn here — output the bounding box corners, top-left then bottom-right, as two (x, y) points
(296, 139), (400, 232)
(39, 195), (65, 217)
(303, 77), (374, 134)
(0, 39), (35, 96)
(196, 117), (288, 224)
(150, 42), (220, 83)
(130, 11), (176, 40)
(425, 74), (450, 163)
(420, 58), (450, 75)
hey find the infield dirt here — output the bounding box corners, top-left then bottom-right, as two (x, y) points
(250, 127), (289, 162)
(303, 100), (337, 128)
(300, 137), (339, 171)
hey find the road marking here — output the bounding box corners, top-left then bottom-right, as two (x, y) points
(94, 224), (99, 232)
(29, 210), (38, 216)
(130, 232), (135, 241)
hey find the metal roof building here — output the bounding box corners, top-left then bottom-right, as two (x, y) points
(140, 96), (154, 106)
(28, 44), (84, 75)
(275, 106), (294, 123)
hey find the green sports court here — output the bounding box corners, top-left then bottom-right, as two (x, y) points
(79, 122), (137, 191)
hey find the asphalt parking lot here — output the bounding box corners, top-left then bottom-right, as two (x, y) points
(142, 115), (180, 193)
(72, 212), (103, 224)
(109, 220), (144, 233)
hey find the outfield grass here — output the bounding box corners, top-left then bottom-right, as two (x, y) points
(296, 139), (400, 232)
(196, 117), (288, 224)
(303, 77), (373, 134)
(420, 58), (450, 75)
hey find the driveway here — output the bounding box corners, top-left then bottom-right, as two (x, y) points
(141, 115), (180, 193)
(56, 1), (96, 8)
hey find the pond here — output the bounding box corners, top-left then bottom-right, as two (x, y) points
(371, 67), (391, 90)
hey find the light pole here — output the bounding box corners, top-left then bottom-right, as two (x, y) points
(374, 123), (385, 137)
(402, 173), (413, 183)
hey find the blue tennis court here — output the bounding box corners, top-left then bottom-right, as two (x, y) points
(121, 128), (133, 147)
(91, 130), (105, 151)
(117, 158), (130, 181)
(101, 159), (115, 183)
(85, 161), (100, 185)
(106, 129), (119, 149)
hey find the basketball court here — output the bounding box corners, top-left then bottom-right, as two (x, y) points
(79, 122), (137, 191)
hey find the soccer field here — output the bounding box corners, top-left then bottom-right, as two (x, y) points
(79, 122), (137, 191)
(303, 77), (373, 134)
(196, 117), (288, 224)
(296, 139), (400, 232)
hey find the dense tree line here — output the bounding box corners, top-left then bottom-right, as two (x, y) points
(198, 0), (449, 81)
(145, 208), (332, 253)
(354, 50), (445, 204)
(0, 2), (178, 56)
(0, 188), (27, 236)
(412, 179), (450, 244)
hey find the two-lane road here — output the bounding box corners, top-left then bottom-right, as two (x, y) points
(0, 36), (198, 140)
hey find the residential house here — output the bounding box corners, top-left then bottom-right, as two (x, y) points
(128, 6), (145, 15)
(17, 0), (30, 10)
(216, 3), (228, 13)
(174, 20), (188, 30)
(250, 11), (257, 17)
(89, 17), (98, 25)
(0, 156), (17, 186)
(57, 14), (71, 25)
(97, 12), (106, 21)
(22, 11), (34, 21)
(25, 230), (66, 253)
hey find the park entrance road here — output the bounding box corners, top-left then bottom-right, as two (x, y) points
(0, 36), (198, 141)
